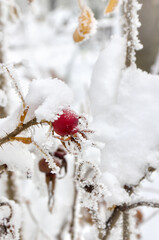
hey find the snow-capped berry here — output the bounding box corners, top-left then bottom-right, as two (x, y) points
(52, 109), (79, 136)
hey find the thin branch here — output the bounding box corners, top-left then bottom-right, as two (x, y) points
(69, 161), (78, 240)
(123, 211), (130, 240)
(103, 206), (121, 240)
(123, 0), (134, 67)
(3, 66), (26, 108)
(6, 171), (19, 203)
(0, 117), (38, 146)
(103, 166), (155, 240)
(119, 201), (159, 211)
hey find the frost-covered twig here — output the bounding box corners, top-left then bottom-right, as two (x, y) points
(32, 139), (59, 173)
(122, 0), (142, 67)
(119, 201), (159, 211)
(69, 186), (78, 240)
(103, 166), (155, 239)
(103, 206), (121, 240)
(0, 1), (8, 118)
(69, 160), (78, 240)
(0, 117), (38, 146)
(2, 65), (26, 108)
(0, 117), (59, 172)
(6, 171), (19, 203)
(123, 211), (130, 240)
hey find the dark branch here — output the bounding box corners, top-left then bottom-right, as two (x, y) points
(119, 201), (159, 211)
(0, 118), (40, 146)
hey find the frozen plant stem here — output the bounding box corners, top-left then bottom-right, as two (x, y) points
(119, 201), (159, 211)
(122, 0), (142, 67)
(123, 212), (130, 240)
(123, 0), (134, 67)
(103, 207), (121, 240)
(0, 1), (7, 117)
(103, 167), (155, 239)
(6, 171), (19, 203)
(0, 118), (38, 146)
(70, 187), (78, 240)
(70, 161), (78, 240)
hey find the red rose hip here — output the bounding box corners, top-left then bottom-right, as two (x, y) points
(52, 109), (79, 136)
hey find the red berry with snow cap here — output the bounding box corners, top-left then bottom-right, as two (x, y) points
(52, 109), (79, 136)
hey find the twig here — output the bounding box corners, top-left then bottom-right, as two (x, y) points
(32, 140), (59, 173)
(103, 207), (121, 240)
(123, 0), (134, 67)
(0, 117), (38, 146)
(6, 171), (19, 203)
(103, 166), (155, 240)
(123, 211), (130, 240)
(3, 66), (26, 108)
(119, 201), (159, 211)
(69, 162), (78, 240)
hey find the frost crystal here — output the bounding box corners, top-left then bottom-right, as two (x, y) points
(123, 0), (143, 66)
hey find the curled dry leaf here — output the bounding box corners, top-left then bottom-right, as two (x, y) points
(105, 0), (119, 14)
(73, 5), (96, 43)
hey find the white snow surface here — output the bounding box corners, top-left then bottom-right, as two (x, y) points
(25, 78), (73, 122)
(90, 36), (159, 204)
(89, 36), (126, 116)
(0, 142), (34, 174)
(0, 90), (7, 107)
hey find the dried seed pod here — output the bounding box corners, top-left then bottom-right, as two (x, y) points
(39, 147), (67, 212)
(73, 5), (96, 43)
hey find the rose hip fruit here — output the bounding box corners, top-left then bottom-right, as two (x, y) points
(39, 158), (51, 174)
(52, 109), (79, 136)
